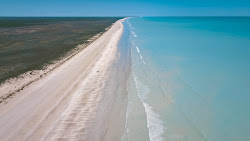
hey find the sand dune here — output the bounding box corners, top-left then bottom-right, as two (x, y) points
(0, 19), (124, 141)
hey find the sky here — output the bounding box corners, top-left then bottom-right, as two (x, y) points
(0, 0), (250, 17)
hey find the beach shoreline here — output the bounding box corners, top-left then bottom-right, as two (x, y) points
(0, 18), (126, 141)
(0, 22), (116, 103)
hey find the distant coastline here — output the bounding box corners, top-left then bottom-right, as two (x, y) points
(0, 17), (122, 84)
(0, 18), (126, 140)
(0, 17), (122, 102)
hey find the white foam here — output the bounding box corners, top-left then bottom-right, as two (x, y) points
(126, 20), (137, 38)
(143, 102), (165, 141)
(136, 46), (140, 53)
(130, 41), (146, 65)
(140, 54), (143, 60)
(131, 30), (137, 37)
(133, 74), (165, 141)
(134, 76), (149, 101)
(126, 21), (132, 29)
(129, 18), (165, 140)
(130, 41), (135, 47)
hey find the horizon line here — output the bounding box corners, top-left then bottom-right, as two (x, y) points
(0, 15), (250, 18)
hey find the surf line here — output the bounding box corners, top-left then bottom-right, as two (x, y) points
(126, 20), (137, 38)
(127, 18), (166, 141)
(132, 72), (165, 141)
(131, 44), (165, 141)
(130, 41), (145, 65)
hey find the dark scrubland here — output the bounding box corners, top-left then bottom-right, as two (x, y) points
(0, 17), (122, 83)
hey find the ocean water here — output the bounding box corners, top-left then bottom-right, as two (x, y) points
(122, 17), (250, 141)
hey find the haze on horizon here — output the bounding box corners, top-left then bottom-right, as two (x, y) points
(0, 0), (250, 17)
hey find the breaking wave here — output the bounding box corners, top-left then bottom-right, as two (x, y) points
(128, 19), (165, 141)
(133, 73), (165, 141)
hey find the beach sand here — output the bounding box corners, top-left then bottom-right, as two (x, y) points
(0, 18), (126, 141)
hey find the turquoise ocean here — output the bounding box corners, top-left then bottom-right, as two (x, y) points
(121, 17), (250, 141)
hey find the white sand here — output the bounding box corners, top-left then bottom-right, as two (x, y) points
(0, 31), (105, 101)
(0, 18), (124, 141)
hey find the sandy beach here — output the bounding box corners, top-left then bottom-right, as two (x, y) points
(0, 18), (126, 141)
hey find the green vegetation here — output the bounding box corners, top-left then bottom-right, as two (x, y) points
(0, 17), (122, 83)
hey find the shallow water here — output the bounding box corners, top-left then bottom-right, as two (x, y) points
(122, 17), (250, 141)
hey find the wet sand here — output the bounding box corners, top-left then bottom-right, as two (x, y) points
(0, 18), (126, 141)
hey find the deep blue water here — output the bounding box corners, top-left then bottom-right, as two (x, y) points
(123, 17), (250, 141)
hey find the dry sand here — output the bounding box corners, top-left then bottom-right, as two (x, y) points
(0, 18), (125, 141)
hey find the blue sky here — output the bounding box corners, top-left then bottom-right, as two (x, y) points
(0, 0), (250, 16)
